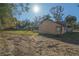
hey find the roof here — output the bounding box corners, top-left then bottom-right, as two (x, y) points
(40, 19), (66, 27)
(40, 19), (54, 24)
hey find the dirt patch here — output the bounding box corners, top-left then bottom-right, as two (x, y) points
(0, 33), (79, 56)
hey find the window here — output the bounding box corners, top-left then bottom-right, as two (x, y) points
(56, 26), (61, 33)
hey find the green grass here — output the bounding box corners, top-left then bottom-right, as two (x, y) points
(39, 32), (79, 45)
(0, 30), (38, 36)
(63, 32), (79, 39)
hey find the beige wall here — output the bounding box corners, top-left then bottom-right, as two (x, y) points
(39, 20), (65, 34)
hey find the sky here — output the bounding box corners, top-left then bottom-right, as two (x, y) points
(15, 3), (79, 22)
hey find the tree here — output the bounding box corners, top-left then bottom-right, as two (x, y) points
(42, 14), (51, 21)
(30, 16), (42, 30)
(50, 6), (64, 23)
(2, 17), (17, 29)
(0, 3), (30, 29)
(65, 15), (77, 29)
(0, 4), (12, 29)
(50, 6), (64, 34)
(11, 3), (29, 17)
(24, 19), (31, 29)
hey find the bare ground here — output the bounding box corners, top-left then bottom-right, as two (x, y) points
(0, 33), (79, 56)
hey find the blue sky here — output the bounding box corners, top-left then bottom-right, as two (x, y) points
(16, 3), (79, 22)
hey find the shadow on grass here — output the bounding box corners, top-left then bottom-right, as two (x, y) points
(39, 32), (79, 45)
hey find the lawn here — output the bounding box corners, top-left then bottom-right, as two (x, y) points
(63, 32), (79, 39)
(0, 30), (38, 36)
(39, 32), (79, 45)
(59, 32), (79, 45)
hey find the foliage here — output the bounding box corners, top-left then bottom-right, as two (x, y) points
(42, 14), (51, 20)
(0, 4), (12, 29)
(0, 3), (30, 29)
(65, 15), (77, 29)
(11, 3), (29, 16)
(50, 6), (64, 22)
(50, 6), (64, 34)
(2, 17), (17, 29)
(33, 16), (42, 27)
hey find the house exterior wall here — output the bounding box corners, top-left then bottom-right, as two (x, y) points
(62, 26), (65, 34)
(39, 20), (65, 34)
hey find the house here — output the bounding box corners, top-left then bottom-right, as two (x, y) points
(39, 19), (66, 35)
